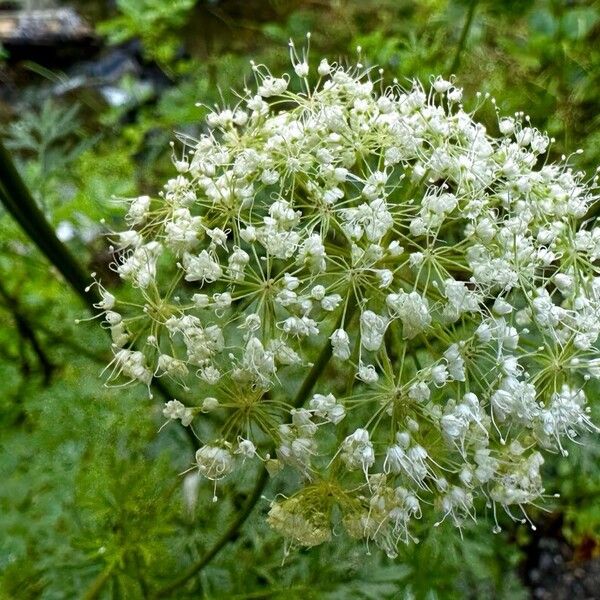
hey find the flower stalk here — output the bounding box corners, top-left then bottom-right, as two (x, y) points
(152, 299), (357, 597)
(449, 0), (479, 74)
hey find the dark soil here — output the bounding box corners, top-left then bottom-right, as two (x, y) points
(523, 516), (600, 599)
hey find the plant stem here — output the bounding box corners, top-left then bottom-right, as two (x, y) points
(0, 278), (54, 383)
(152, 301), (357, 598)
(152, 466), (269, 599)
(0, 139), (197, 447)
(82, 562), (116, 600)
(449, 0), (479, 74)
(0, 141), (99, 308)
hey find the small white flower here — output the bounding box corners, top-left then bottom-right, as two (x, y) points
(317, 58), (331, 76)
(236, 439), (257, 459)
(182, 250), (222, 283)
(126, 195), (151, 225)
(330, 328), (351, 360)
(257, 76), (288, 98)
(341, 428), (375, 472)
(196, 446), (234, 480)
(360, 310), (388, 351)
(294, 62), (309, 77)
(202, 397), (219, 412)
(357, 362), (378, 384)
(321, 294), (342, 311)
(309, 393), (345, 424)
(387, 291), (431, 339)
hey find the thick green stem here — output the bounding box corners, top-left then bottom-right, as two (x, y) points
(449, 0), (479, 74)
(0, 141), (99, 308)
(0, 139), (197, 448)
(152, 301), (357, 598)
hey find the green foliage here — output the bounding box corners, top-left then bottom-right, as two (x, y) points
(3, 100), (98, 210)
(550, 387), (600, 545)
(2, 0), (600, 597)
(98, 0), (198, 67)
(0, 339), (527, 598)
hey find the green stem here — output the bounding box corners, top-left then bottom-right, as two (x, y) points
(152, 467), (269, 599)
(152, 301), (357, 598)
(584, 202), (600, 224)
(0, 141), (99, 308)
(449, 0), (479, 74)
(0, 139), (197, 448)
(82, 562), (116, 600)
(0, 278), (54, 383)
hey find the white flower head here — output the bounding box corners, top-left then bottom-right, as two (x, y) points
(99, 45), (600, 558)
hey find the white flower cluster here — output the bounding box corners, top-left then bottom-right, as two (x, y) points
(95, 43), (600, 558)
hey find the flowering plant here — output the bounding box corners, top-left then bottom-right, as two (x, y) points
(94, 39), (600, 558)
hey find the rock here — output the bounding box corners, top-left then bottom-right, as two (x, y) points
(0, 7), (94, 45)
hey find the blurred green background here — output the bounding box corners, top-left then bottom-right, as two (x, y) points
(1, 1), (600, 598)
